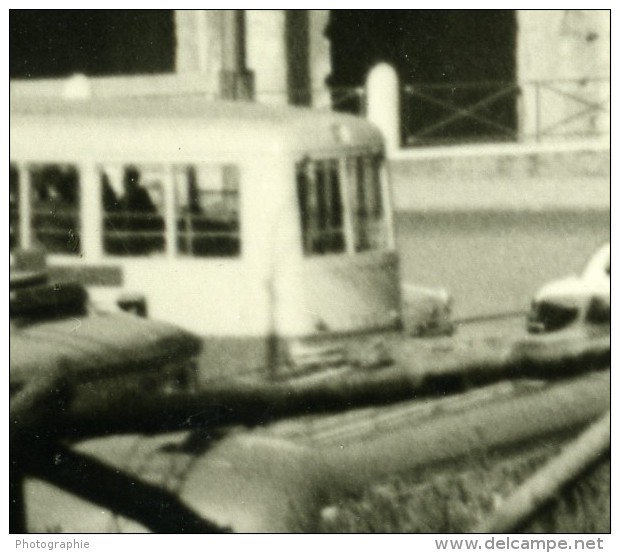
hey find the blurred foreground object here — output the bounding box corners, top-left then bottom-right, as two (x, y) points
(475, 410), (610, 533)
(401, 282), (454, 337)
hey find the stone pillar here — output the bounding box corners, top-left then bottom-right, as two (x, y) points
(219, 10), (254, 100)
(366, 63), (400, 153)
(308, 10), (331, 109)
(175, 10), (223, 95)
(176, 10), (331, 107)
(247, 10), (331, 106)
(175, 10), (254, 100)
(246, 10), (288, 104)
(517, 10), (610, 141)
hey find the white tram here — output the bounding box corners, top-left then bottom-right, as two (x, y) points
(10, 86), (402, 378)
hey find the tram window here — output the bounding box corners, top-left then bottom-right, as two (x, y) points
(100, 165), (166, 256)
(174, 165), (240, 257)
(10, 166), (19, 250)
(30, 164), (81, 255)
(347, 156), (387, 252)
(296, 159), (345, 255)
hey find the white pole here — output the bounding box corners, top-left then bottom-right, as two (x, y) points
(366, 63), (400, 154)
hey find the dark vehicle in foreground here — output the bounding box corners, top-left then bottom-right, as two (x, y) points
(10, 250), (201, 401)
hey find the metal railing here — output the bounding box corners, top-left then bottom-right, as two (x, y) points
(522, 78), (610, 142)
(329, 77), (609, 147)
(402, 80), (519, 146)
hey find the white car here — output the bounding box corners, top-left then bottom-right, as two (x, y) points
(527, 243), (610, 334)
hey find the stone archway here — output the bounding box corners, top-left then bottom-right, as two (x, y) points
(327, 10), (518, 143)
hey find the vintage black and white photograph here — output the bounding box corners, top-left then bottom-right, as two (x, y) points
(9, 8), (611, 536)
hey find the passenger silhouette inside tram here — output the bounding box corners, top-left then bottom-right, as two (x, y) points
(122, 167), (156, 214)
(103, 167), (164, 256)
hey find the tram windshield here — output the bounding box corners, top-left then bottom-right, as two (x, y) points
(296, 155), (388, 256)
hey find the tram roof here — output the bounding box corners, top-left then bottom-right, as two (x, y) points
(10, 93), (384, 157)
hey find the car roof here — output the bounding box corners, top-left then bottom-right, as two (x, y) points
(582, 242), (610, 280)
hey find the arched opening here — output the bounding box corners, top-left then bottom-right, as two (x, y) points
(10, 10), (175, 78)
(328, 10), (518, 144)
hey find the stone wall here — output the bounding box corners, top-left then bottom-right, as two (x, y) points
(389, 143), (610, 212)
(517, 10), (610, 140)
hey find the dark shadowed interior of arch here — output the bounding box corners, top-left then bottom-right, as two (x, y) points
(328, 10), (518, 143)
(9, 10), (175, 78)
(328, 10), (516, 85)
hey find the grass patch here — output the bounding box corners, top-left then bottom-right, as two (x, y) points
(318, 445), (610, 533)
